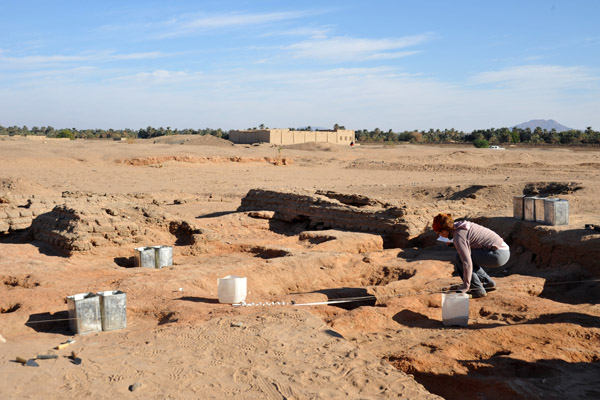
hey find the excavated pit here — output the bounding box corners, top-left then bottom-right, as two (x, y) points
(2, 274), (40, 288)
(1, 186), (599, 400)
(367, 266), (416, 286)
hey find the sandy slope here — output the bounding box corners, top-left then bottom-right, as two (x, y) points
(1, 136), (599, 399)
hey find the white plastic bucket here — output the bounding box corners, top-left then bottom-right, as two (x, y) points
(217, 276), (247, 304)
(442, 293), (469, 326)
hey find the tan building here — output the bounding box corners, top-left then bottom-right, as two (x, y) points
(229, 128), (355, 145)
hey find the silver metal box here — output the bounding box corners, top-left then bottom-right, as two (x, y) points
(67, 293), (102, 335)
(153, 245), (173, 269)
(513, 195), (525, 220)
(134, 246), (156, 268)
(97, 290), (127, 331)
(524, 197), (537, 221)
(534, 197), (546, 223)
(544, 198), (569, 226)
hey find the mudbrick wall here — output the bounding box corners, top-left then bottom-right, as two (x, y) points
(31, 204), (144, 253)
(238, 189), (420, 247)
(0, 195), (62, 234)
(1, 191), (209, 254)
(1, 191), (174, 254)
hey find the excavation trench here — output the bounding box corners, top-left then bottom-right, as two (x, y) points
(226, 217), (599, 400)
(1, 186), (598, 400)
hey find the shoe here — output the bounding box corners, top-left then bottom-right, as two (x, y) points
(469, 289), (487, 298)
(483, 281), (497, 292)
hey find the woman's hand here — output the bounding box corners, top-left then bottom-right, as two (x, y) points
(457, 283), (469, 293)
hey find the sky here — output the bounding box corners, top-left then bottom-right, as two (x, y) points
(1, 0), (599, 132)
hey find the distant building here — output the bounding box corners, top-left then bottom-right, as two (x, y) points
(228, 128), (355, 145)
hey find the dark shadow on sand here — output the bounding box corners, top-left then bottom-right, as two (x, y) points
(26, 311), (72, 335)
(196, 211), (237, 219)
(388, 355), (600, 400)
(324, 329), (345, 339)
(267, 218), (312, 237)
(302, 287), (377, 310)
(114, 256), (135, 268)
(390, 310), (504, 330)
(175, 296), (220, 304)
(392, 309), (600, 330)
(0, 228), (69, 258)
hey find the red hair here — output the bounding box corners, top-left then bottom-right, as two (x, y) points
(432, 213), (454, 232)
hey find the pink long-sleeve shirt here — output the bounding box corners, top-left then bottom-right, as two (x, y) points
(453, 221), (509, 291)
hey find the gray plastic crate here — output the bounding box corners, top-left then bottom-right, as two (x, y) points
(67, 293), (102, 335)
(97, 290), (127, 331)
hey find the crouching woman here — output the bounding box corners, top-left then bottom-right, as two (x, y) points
(432, 213), (510, 298)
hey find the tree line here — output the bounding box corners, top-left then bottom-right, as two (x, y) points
(355, 126), (600, 146)
(1, 124), (599, 146)
(0, 125), (226, 140)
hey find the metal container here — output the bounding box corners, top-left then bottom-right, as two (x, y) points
(97, 290), (127, 331)
(534, 197), (546, 223)
(154, 245), (173, 269)
(67, 293), (102, 335)
(524, 197), (537, 221)
(544, 198), (569, 226)
(513, 195), (525, 220)
(134, 246), (156, 268)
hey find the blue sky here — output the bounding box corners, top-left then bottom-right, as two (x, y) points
(1, 0), (598, 131)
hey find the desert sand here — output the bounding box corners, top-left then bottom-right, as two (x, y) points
(1, 135), (599, 399)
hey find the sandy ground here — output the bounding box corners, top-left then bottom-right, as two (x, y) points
(1, 136), (599, 399)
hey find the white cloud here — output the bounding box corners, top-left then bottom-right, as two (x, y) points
(260, 26), (331, 39)
(283, 33), (433, 61)
(0, 51), (167, 67)
(110, 52), (165, 60)
(2, 63), (599, 132)
(470, 65), (599, 89)
(158, 11), (313, 38)
(363, 51), (422, 61)
(127, 69), (201, 84)
(20, 66), (97, 78)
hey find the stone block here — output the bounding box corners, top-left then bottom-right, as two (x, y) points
(19, 209), (33, 217)
(11, 223), (31, 230)
(6, 209), (20, 219)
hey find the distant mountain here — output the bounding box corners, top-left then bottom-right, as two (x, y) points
(513, 119), (573, 132)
